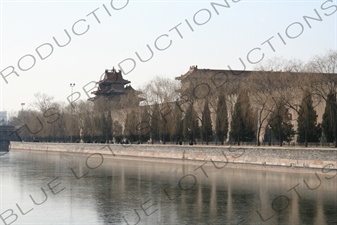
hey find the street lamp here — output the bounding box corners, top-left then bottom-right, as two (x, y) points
(70, 83), (75, 142)
(70, 83), (75, 103)
(21, 103), (25, 141)
(21, 103), (25, 123)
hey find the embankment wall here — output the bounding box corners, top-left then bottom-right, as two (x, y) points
(10, 142), (337, 170)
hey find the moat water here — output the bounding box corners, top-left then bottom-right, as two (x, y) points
(0, 150), (336, 225)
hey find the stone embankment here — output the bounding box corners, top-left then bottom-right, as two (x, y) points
(10, 142), (337, 171)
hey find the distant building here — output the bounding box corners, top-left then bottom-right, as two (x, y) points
(175, 65), (251, 95)
(0, 111), (7, 125)
(175, 65), (330, 143)
(0, 125), (21, 142)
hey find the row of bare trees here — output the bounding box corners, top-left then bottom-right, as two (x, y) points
(246, 50), (337, 147)
(123, 49), (337, 147)
(8, 93), (123, 143)
(7, 50), (337, 147)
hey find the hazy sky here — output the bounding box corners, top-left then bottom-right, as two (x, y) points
(0, 0), (336, 113)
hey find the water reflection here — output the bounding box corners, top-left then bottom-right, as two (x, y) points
(0, 150), (336, 225)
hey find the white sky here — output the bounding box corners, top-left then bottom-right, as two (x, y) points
(0, 0), (336, 112)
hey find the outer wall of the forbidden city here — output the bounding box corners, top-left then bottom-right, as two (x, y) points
(10, 142), (337, 173)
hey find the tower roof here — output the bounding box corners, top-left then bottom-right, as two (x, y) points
(89, 67), (143, 106)
(98, 68), (131, 85)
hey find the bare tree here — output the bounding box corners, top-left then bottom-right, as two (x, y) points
(253, 60), (301, 146)
(140, 76), (180, 105)
(140, 76), (180, 143)
(247, 71), (276, 146)
(32, 93), (55, 112)
(308, 50), (337, 147)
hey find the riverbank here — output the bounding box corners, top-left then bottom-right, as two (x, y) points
(10, 142), (337, 173)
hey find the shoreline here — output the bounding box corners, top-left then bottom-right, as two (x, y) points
(9, 142), (337, 174)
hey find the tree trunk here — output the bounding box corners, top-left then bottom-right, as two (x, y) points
(278, 122), (282, 147)
(238, 121), (241, 146)
(332, 104), (337, 148)
(334, 122), (337, 148)
(305, 126), (308, 147)
(237, 129), (240, 146)
(257, 127), (261, 146)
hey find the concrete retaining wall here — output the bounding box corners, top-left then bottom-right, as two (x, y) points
(10, 142), (337, 170)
